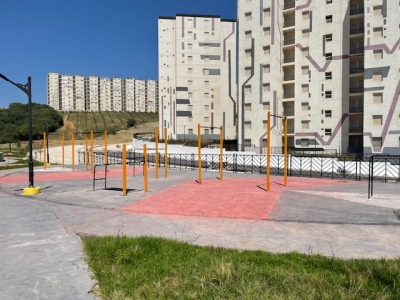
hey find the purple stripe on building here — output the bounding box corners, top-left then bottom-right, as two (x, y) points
(367, 7), (370, 13)
(211, 102), (214, 109)
(380, 80), (400, 145)
(182, 42), (185, 50)
(271, 0), (275, 45)
(296, 0), (313, 10)
(223, 22), (235, 62)
(367, 22), (370, 28)
(365, 37), (400, 54)
(173, 89), (175, 94)
(194, 33), (196, 40)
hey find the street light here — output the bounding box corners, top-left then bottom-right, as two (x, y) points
(0, 73), (34, 188)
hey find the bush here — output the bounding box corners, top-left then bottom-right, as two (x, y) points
(126, 118), (136, 128)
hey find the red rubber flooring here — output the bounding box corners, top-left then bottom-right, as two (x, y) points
(122, 177), (352, 220)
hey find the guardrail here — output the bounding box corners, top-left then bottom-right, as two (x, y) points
(78, 151), (400, 182)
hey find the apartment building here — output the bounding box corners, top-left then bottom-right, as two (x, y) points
(158, 14), (237, 140)
(47, 73), (159, 113)
(238, 0), (400, 155)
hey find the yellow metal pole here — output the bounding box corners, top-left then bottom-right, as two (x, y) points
(284, 117), (288, 186)
(197, 124), (202, 184)
(85, 134), (88, 171)
(72, 132), (75, 172)
(267, 112), (271, 191)
(144, 144), (148, 192)
(122, 144), (127, 196)
(155, 127), (159, 179)
(62, 133), (64, 169)
(43, 133), (47, 170)
(90, 130), (94, 173)
(164, 128), (168, 178)
(219, 126), (223, 180)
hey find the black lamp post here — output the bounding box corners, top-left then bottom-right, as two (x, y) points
(0, 73), (34, 187)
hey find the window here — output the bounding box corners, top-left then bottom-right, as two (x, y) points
(302, 11), (310, 20)
(263, 8), (270, 18)
(373, 115), (383, 125)
(204, 81), (209, 86)
(325, 129), (332, 136)
(326, 15), (332, 23)
(325, 91), (332, 98)
(301, 102), (309, 111)
(325, 34), (332, 42)
(188, 129), (193, 134)
(188, 43), (193, 49)
(302, 47), (309, 56)
(188, 105), (193, 110)
(325, 110), (332, 117)
(245, 121), (251, 129)
(373, 93), (383, 104)
(188, 92), (193, 98)
(373, 49), (383, 60)
(188, 80), (193, 86)
(204, 129), (209, 134)
(245, 49), (252, 58)
(245, 30), (252, 39)
(325, 72), (332, 79)
(263, 27), (271, 36)
(204, 93), (209, 98)
(263, 83), (270, 92)
(263, 102), (270, 110)
(302, 29), (310, 38)
(326, 0), (332, 3)
(203, 69), (209, 75)
(263, 120), (268, 129)
(245, 67), (252, 76)
(372, 137), (382, 147)
(302, 84), (309, 93)
(188, 117), (193, 123)
(188, 31), (193, 38)
(188, 56), (193, 62)
(302, 66), (309, 75)
(373, 72), (383, 82)
(187, 19), (193, 27)
(204, 117), (209, 122)
(204, 43), (209, 49)
(245, 12), (252, 21)
(188, 68), (193, 74)
(204, 57), (209, 63)
(245, 103), (251, 111)
(373, 27), (383, 37)
(326, 53), (332, 60)
(263, 64), (270, 73)
(204, 32), (209, 38)
(301, 120), (309, 129)
(204, 20), (209, 27)
(245, 85), (251, 93)
(373, 5), (383, 16)
(301, 139), (309, 146)
(263, 46), (270, 55)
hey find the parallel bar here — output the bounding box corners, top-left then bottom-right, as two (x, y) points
(104, 131), (108, 171)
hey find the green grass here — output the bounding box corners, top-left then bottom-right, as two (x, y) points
(83, 236), (400, 300)
(0, 159), (41, 171)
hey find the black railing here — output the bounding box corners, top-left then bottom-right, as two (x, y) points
(283, 21), (295, 28)
(283, 2), (295, 9)
(349, 126), (364, 133)
(350, 27), (364, 35)
(350, 47), (364, 54)
(349, 87), (364, 93)
(349, 107), (364, 113)
(283, 57), (295, 63)
(283, 75), (295, 81)
(349, 67), (364, 74)
(283, 39), (295, 46)
(350, 7), (364, 15)
(79, 151), (400, 183)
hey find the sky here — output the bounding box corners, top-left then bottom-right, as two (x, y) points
(0, 0), (237, 108)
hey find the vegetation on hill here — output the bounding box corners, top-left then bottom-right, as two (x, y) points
(0, 103), (63, 143)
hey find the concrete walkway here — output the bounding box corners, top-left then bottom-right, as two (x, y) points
(0, 165), (399, 298)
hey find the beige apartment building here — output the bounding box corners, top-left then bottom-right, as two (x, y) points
(158, 14), (237, 140)
(238, 0), (400, 155)
(47, 73), (159, 113)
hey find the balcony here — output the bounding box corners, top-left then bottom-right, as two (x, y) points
(349, 126), (364, 133)
(283, 21), (295, 28)
(350, 27), (364, 35)
(350, 47), (364, 55)
(349, 67), (364, 74)
(349, 107), (364, 113)
(350, 7), (364, 15)
(283, 39), (295, 46)
(283, 93), (295, 99)
(283, 75), (295, 81)
(283, 56), (295, 63)
(348, 146), (363, 153)
(349, 87), (364, 93)
(283, 1), (295, 10)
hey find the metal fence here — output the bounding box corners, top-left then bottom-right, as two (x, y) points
(78, 150), (400, 182)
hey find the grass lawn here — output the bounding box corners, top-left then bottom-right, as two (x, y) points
(0, 159), (41, 171)
(83, 236), (400, 300)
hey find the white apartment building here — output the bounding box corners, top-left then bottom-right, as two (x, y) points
(158, 14), (237, 140)
(47, 73), (159, 113)
(238, 0), (400, 155)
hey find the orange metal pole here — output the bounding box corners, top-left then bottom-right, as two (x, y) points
(164, 128), (168, 178)
(72, 133), (75, 172)
(122, 144), (127, 196)
(90, 130), (94, 173)
(155, 127), (159, 179)
(104, 131), (108, 166)
(197, 124), (202, 184)
(43, 133), (47, 170)
(284, 117), (288, 186)
(62, 133), (64, 169)
(85, 134), (88, 171)
(267, 112), (271, 191)
(144, 144), (148, 192)
(219, 126), (223, 180)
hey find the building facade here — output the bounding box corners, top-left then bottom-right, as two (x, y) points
(47, 73), (159, 113)
(158, 14), (237, 140)
(238, 0), (400, 155)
